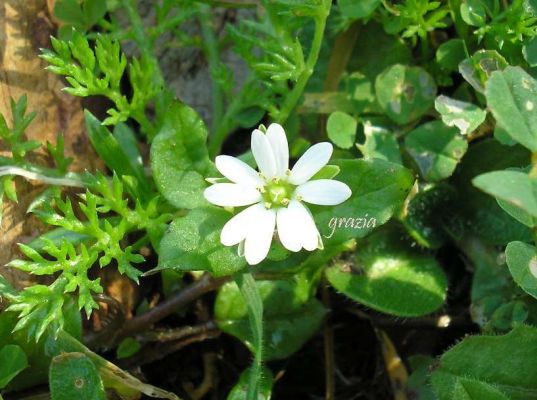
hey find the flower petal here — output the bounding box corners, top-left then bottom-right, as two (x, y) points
(296, 179), (352, 205)
(289, 142), (333, 185)
(266, 123), (289, 177)
(221, 203), (265, 246)
(204, 183), (261, 207)
(244, 207), (276, 265)
(215, 155), (263, 187)
(287, 200), (321, 251)
(251, 129), (277, 177)
(276, 206), (302, 252)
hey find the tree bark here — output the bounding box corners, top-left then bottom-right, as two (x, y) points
(0, 0), (101, 288)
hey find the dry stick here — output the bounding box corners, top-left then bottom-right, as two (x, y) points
(118, 274), (230, 339)
(322, 281), (335, 400)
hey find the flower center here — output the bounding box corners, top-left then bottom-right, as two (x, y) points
(262, 180), (294, 208)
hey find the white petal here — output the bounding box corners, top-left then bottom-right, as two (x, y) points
(215, 155), (263, 187)
(289, 142), (333, 185)
(244, 207), (276, 265)
(221, 203), (264, 246)
(287, 200), (321, 251)
(251, 129), (277, 177)
(266, 123), (289, 177)
(276, 206), (302, 252)
(296, 179), (352, 205)
(204, 183), (261, 207)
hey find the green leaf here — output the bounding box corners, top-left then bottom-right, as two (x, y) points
(404, 121), (468, 182)
(402, 184), (454, 249)
(459, 50), (508, 93)
(436, 39), (466, 72)
(83, 0), (107, 26)
(451, 139), (531, 245)
(356, 120), (402, 164)
(49, 353), (106, 400)
(485, 66), (537, 152)
(505, 241), (537, 299)
(158, 207), (247, 277)
(54, 0), (85, 27)
(473, 170), (537, 219)
(339, 0), (381, 20)
(326, 111), (357, 149)
(215, 278), (326, 360)
(375, 64), (437, 125)
(431, 325), (537, 400)
(227, 366), (273, 400)
(310, 164), (340, 180)
(314, 158), (414, 245)
(151, 101), (214, 209)
(326, 226), (447, 317)
(84, 111), (150, 199)
(460, 0), (486, 26)
(116, 337), (141, 359)
(435, 95), (486, 135)
(407, 355), (436, 400)
(523, 37), (537, 67)
(0, 345), (28, 389)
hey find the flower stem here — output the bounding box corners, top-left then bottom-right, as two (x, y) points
(275, 1), (332, 125)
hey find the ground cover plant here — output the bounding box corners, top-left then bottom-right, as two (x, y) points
(0, 0), (537, 399)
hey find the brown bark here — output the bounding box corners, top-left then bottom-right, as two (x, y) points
(0, 0), (101, 288)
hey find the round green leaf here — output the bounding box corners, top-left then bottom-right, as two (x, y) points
(460, 0), (486, 26)
(405, 121), (468, 182)
(506, 241), (537, 299)
(375, 64), (436, 125)
(356, 120), (402, 164)
(49, 353), (106, 400)
(459, 50), (508, 93)
(157, 207), (247, 277)
(150, 101), (215, 209)
(326, 227), (447, 317)
(326, 111), (357, 149)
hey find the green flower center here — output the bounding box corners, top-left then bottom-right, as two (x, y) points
(262, 180), (294, 208)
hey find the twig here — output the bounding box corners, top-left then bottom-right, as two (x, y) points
(137, 321), (218, 343)
(118, 274), (230, 339)
(119, 323), (221, 368)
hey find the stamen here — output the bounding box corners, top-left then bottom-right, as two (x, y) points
(264, 202), (272, 209)
(281, 198), (290, 206)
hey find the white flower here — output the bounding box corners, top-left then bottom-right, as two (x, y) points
(204, 123), (352, 265)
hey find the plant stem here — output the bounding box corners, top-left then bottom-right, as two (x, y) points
(275, 1), (332, 125)
(198, 3), (225, 134)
